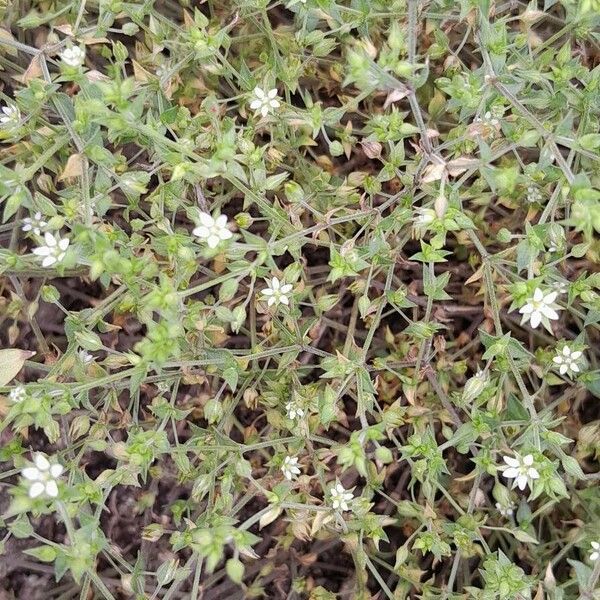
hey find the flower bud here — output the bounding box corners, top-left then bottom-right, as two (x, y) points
(462, 370), (488, 404)
(492, 481), (512, 507)
(434, 193), (448, 218)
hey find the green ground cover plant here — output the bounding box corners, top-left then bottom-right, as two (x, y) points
(0, 0), (600, 598)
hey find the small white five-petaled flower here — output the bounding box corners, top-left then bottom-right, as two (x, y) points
(9, 385), (26, 403)
(21, 454), (64, 499)
(518, 287), (561, 331)
(501, 453), (540, 491)
(553, 345), (582, 377)
(281, 455), (301, 480)
(192, 212), (233, 249)
(249, 87), (280, 117)
(590, 541), (600, 562)
(262, 277), (293, 307)
(33, 232), (70, 267)
(22, 212), (48, 236)
(285, 400), (304, 420)
(0, 104), (20, 127)
(330, 482), (353, 511)
(60, 46), (86, 68)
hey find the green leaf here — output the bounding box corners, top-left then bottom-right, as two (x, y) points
(223, 366), (238, 392)
(511, 529), (538, 544)
(0, 348), (35, 386)
(23, 546), (57, 562)
(578, 133), (600, 151)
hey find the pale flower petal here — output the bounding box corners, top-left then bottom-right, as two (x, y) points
(522, 454), (534, 466)
(50, 464), (64, 478)
(502, 467), (520, 479)
(198, 212), (214, 227)
(530, 311), (542, 329)
(21, 467), (40, 481)
(29, 482), (45, 498)
(192, 226), (210, 238)
(540, 305), (558, 321)
(34, 455), (50, 470)
(45, 480), (59, 497)
(42, 256), (57, 267)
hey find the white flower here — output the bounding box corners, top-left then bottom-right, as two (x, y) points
(79, 349), (94, 364)
(590, 541), (600, 562)
(329, 482), (353, 511)
(495, 501), (515, 517)
(262, 277), (293, 307)
(414, 208), (436, 227)
(22, 212), (48, 236)
(527, 185), (542, 204)
(552, 281), (568, 295)
(474, 111), (500, 127)
(285, 400), (304, 420)
(281, 456), (301, 480)
(21, 454), (64, 498)
(552, 345), (582, 377)
(0, 104), (20, 127)
(32, 232), (70, 267)
(60, 46), (85, 68)
(249, 87), (280, 117)
(500, 453), (540, 491)
(192, 212), (233, 249)
(9, 385), (26, 403)
(518, 287), (561, 331)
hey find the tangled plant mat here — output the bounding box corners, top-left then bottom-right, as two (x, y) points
(1, 0), (600, 598)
